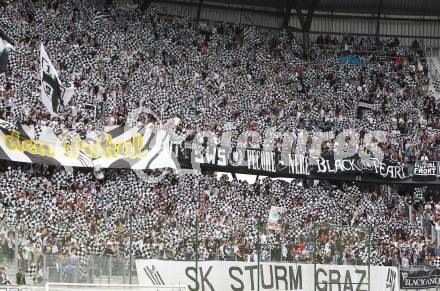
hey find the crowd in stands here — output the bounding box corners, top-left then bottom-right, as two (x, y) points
(0, 0), (439, 283)
(0, 163), (438, 273)
(409, 187), (440, 234)
(0, 0), (439, 164)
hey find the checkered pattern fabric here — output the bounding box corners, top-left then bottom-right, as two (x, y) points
(432, 81), (440, 93)
(0, 162), (436, 266)
(0, 0), (438, 269)
(0, 0), (437, 161)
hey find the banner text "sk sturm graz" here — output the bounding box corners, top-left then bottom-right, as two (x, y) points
(136, 260), (398, 291)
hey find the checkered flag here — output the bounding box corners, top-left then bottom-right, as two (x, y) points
(27, 263), (37, 277)
(432, 80), (440, 93)
(432, 258), (440, 268)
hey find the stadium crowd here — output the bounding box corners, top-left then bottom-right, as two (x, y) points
(0, 0), (439, 163)
(0, 0), (439, 283)
(0, 163), (438, 273)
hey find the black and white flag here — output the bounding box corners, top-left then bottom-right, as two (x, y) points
(0, 30), (14, 73)
(40, 44), (74, 115)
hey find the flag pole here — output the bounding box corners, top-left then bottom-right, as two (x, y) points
(160, 104), (164, 128)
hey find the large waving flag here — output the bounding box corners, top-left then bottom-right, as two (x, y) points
(0, 30), (14, 74)
(40, 44), (74, 115)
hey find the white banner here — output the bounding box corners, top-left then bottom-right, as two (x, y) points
(0, 124), (177, 169)
(267, 206), (285, 231)
(136, 259), (399, 291)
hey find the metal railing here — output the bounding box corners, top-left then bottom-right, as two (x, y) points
(0, 225), (374, 285)
(43, 255), (136, 285)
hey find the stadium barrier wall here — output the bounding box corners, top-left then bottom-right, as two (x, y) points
(136, 259), (399, 291)
(10, 251), (440, 290)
